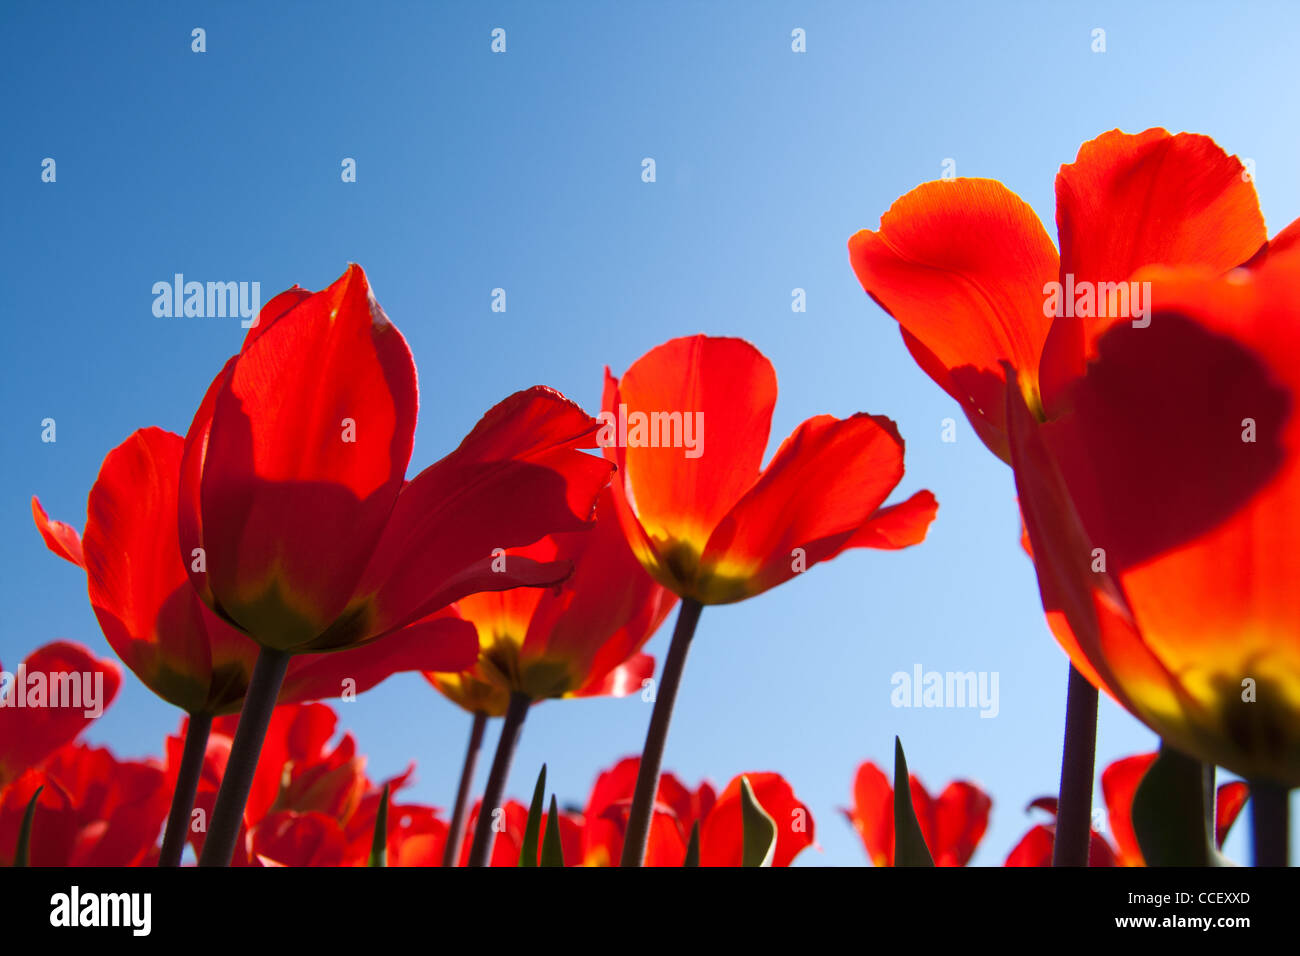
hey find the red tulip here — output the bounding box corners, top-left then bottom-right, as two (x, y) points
(579, 757), (813, 866)
(34, 431), (476, 716)
(602, 335), (936, 605)
(0, 641), (122, 788)
(1009, 242), (1300, 785)
(1004, 798), (1117, 867)
(1100, 753), (1250, 866)
(178, 265), (613, 655)
(579, 756), (716, 866)
(426, 486), (673, 714)
(177, 702), (443, 866)
(456, 799), (584, 867)
(0, 744), (169, 867)
(844, 760), (990, 866)
(850, 127), (1268, 463)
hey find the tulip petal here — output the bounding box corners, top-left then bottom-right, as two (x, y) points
(0, 643), (122, 787)
(333, 387), (612, 646)
(849, 179), (1060, 460)
(1040, 128), (1267, 410)
(698, 414), (917, 603)
(699, 772), (814, 868)
(31, 498), (84, 568)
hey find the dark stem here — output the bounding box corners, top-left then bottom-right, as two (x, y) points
(620, 598), (704, 867)
(158, 711), (213, 867)
(1249, 779), (1290, 867)
(1053, 663), (1099, 866)
(197, 647), (291, 867)
(442, 710), (488, 867)
(467, 692), (530, 867)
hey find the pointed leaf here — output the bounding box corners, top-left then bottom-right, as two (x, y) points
(1132, 744), (1219, 866)
(893, 737), (934, 866)
(682, 820), (700, 867)
(518, 764), (547, 867)
(368, 782), (390, 867)
(740, 775), (777, 867)
(14, 786), (43, 868)
(540, 794), (565, 867)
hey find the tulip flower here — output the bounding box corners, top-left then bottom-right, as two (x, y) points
(1009, 242), (1300, 863)
(1004, 798), (1117, 868)
(579, 756), (814, 867)
(457, 799), (584, 867)
(849, 127), (1276, 864)
(843, 760), (990, 866)
(423, 486), (673, 864)
(0, 744), (169, 867)
(33, 426), (477, 865)
(174, 265), (611, 865)
(179, 702), (445, 866)
(603, 334), (935, 864)
(0, 641), (121, 789)
(1006, 754), (1250, 866)
(579, 756), (716, 866)
(0, 641), (167, 867)
(1100, 753), (1250, 866)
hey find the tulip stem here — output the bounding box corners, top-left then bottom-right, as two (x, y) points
(1249, 779), (1290, 867)
(198, 647), (291, 866)
(1053, 664), (1098, 866)
(620, 597), (704, 867)
(158, 711), (212, 867)
(467, 693), (530, 867)
(442, 710), (488, 867)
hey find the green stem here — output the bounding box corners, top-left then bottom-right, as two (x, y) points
(198, 647), (290, 866)
(159, 711), (212, 866)
(1053, 664), (1098, 866)
(467, 692), (530, 867)
(620, 598), (703, 867)
(442, 710), (488, 867)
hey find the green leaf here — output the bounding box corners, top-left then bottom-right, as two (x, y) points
(1132, 744), (1220, 866)
(14, 785), (43, 868)
(893, 737), (934, 867)
(682, 820), (700, 867)
(517, 764), (547, 867)
(540, 794), (565, 867)
(740, 775), (777, 867)
(368, 782), (390, 867)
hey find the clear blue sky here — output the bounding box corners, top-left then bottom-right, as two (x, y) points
(3, 1), (1298, 865)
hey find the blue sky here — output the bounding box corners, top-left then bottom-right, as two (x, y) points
(3, 0), (1298, 865)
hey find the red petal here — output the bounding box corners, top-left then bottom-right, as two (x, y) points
(0, 643), (121, 786)
(845, 761), (894, 867)
(699, 772), (814, 867)
(699, 414), (919, 602)
(1215, 781), (1250, 848)
(280, 611), (479, 703)
(931, 780), (992, 866)
(1100, 752), (1157, 866)
(850, 179), (1059, 460)
(1040, 128), (1267, 410)
(31, 497), (84, 567)
(342, 386), (611, 643)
